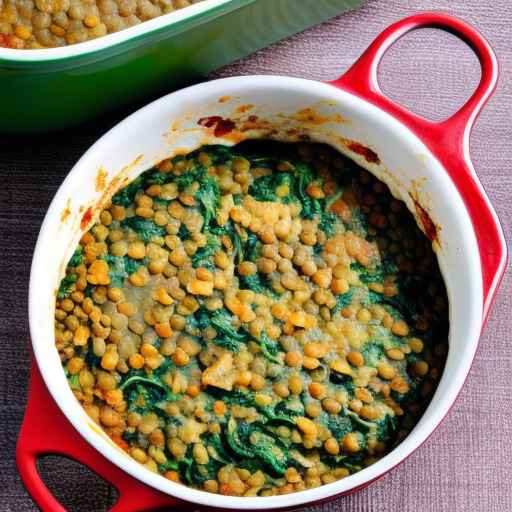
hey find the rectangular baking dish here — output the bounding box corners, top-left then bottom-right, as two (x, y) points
(0, 0), (361, 133)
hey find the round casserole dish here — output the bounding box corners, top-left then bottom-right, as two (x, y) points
(19, 13), (507, 512)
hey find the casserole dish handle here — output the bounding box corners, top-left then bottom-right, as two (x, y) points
(331, 12), (507, 320)
(16, 360), (185, 512)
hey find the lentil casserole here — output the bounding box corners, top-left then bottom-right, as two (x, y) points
(0, 0), (204, 49)
(55, 141), (448, 496)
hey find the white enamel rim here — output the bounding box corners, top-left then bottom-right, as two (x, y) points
(29, 75), (484, 510)
(0, 0), (244, 62)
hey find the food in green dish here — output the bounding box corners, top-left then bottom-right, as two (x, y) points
(55, 141), (448, 496)
(0, 0), (205, 49)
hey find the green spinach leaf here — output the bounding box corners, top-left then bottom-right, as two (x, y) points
(121, 216), (166, 244)
(57, 273), (77, 299)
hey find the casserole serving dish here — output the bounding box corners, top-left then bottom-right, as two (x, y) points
(18, 13), (507, 511)
(0, 0), (361, 134)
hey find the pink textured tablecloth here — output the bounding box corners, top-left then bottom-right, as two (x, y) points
(1, 0), (510, 510)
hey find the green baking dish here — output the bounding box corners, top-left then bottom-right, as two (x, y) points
(0, 0), (361, 133)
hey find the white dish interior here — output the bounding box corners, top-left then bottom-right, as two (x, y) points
(29, 75), (483, 509)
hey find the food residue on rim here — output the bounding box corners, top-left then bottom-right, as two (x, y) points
(348, 142), (380, 164)
(235, 104), (254, 114)
(80, 206), (93, 230)
(291, 107), (329, 125)
(170, 147), (195, 157)
(238, 114), (266, 131)
(198, 116), (236, 137)
(82, 154), (145, 231)
(60, 199), (71, 223)
(101, 154), (144, 202)
(95, 167), (108, 192)
(174, 104), (345, 148)
(412, 197), (438, 242)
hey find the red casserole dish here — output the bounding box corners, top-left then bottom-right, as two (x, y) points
(18, 12), (507, 512)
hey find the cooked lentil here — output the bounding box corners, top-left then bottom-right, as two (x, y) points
(55, 141), (448, 496)
(0, 0), (204, 49)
